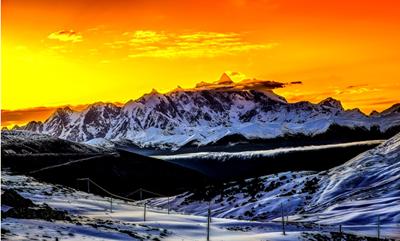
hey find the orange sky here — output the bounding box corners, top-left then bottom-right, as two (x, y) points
(2, 0), (400, 127)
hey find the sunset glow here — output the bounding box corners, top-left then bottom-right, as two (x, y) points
(2, 0), (400, 127)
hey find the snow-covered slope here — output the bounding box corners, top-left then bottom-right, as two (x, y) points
(145, 132), (400, 229)
(15, 74), (400, 149)
(2, 172), (398, 240)
(1, 130), (103, 155)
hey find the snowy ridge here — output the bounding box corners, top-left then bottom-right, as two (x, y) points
(153, 139), (384, 161)
(145, 133), (400, 228)
(14, 75), (400, 149)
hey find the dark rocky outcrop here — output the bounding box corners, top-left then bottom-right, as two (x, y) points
(1, 189), (71, 222)
(3, 204), (71, 222)
(1, 189), (35, 208)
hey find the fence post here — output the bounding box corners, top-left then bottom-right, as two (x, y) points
(281, 203), (285, 235)
(209, 202), (212, 224)
(207, 205), (211, 241)
(144, 203), (147, 222)
(167, 196), (170, 214)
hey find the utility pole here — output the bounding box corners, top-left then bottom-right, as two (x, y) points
(144, 203), (147, 222)
(207, 204), (211, 241)
(110, 197), (113, 213)
(281, 203), (285, 235)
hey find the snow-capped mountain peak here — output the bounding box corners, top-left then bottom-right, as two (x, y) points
(13, 75), (400, 149)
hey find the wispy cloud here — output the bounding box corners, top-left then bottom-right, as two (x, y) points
(194, 78), (300, 92)
(168, 72), (301, 93)
(112, 30), (277, 58)
(334, 85), (380, 95)
(1, 107), (58, 128)
(129, 30), (168, 45)
(48, 30), (83, 43)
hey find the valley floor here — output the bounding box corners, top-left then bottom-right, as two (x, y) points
(1, 172), (398, 241)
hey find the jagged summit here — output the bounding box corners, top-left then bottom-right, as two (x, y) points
(370, 110), (380, 116)
(85, 102), (119, 109)
(46, 106), (74, 121)
(216, 72), (234, 85)
(56, 106), (73, 113)
(318, 97), (343, 110)
(149, 88), (159, 95)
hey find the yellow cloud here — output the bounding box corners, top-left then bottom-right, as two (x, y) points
(129, 30), (168, 45)
(48, 30), (83, 42)
(119, 30), (276, 58)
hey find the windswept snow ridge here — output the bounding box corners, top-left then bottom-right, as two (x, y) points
(153, 140), (384, 161)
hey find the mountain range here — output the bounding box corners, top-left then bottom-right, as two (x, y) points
(14, 74), (400, 150)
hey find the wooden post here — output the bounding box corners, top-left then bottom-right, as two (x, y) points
(144, 203), (147, 222)
(281, 203), (285, 235)
(207, 205), (211, 241)
(209, 202), (212, 224)
(167, 196), (170, 214)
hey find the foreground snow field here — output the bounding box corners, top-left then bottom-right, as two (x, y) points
(2, 172), (398, 240)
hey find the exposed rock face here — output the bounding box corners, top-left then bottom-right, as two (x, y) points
(1, 189), (70, 222)
(1, 189), (35, 208)
(3, 204), (71, 222)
